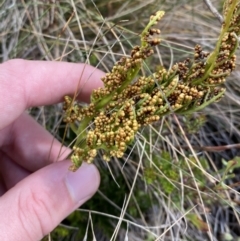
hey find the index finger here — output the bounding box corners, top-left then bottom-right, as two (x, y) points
(0, 59), (104, 130)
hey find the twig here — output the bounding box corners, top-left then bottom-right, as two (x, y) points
(180, 143), (240, 152)
(203, 0), (224, 24)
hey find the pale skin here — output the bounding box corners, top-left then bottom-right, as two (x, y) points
(0, 59), (105, 241)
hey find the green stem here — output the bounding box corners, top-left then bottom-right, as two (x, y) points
(95, 11), (165, 111)
(192, 0), (238, 85)
(75, 116), (92, 146)
(141, 11), (165, 46)
(180, 89), (225, 114)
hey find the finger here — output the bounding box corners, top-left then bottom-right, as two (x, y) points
(0, 161), (100, 241)
(0, 59), (104, 129)
(1, 113), (70, 171)
(0, 151), (30, 190)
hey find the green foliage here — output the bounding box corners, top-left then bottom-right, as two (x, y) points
(42, 226), (72, 241)
(216, 157), (240, 189)
(186, 213), (209, 232)
(144, 151), (178, 194)
(182, 114), (206, 134)
(63, 1), (240, 171)
(143, 149), (211, 201)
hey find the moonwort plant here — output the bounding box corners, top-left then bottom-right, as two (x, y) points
(63, 0), (240, 171)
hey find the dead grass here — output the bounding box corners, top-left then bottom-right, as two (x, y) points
(1, 0), (240, 240)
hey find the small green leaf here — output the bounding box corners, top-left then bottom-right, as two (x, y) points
(187, 213), (209, 232)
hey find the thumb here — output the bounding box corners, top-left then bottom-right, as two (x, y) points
(0, 161), (100, 241)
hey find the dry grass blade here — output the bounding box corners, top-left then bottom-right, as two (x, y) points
(1, 1), (240, 241)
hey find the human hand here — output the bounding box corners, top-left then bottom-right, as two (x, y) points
(0, 59), (104, 241)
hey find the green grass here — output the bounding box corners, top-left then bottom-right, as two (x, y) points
(1, 1), (240, 241)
